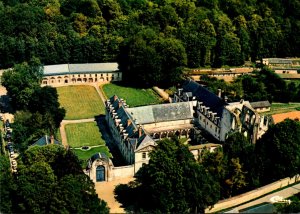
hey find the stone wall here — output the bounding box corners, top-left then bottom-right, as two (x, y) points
(112, 165), (135, 180)
(205, 174), (300, 213)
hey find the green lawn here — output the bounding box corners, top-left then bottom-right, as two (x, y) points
(65, 122), (106, 148)
(268, 103), (300, 115)
(73, 146), (111, 162)
(102, 83), (162, 107)
(57, 85), (105, 120)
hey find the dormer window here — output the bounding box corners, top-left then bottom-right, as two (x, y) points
(142, 152), (146, 159)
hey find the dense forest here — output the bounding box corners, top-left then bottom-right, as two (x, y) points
(0, 0), (299, 72)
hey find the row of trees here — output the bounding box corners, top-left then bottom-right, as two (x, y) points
(0, 145), (109, 213)
(0, 0), (299, 86)
(201, 67), (300, 103)
(1, 58), (65, 151)
(115, 119), (300, 212)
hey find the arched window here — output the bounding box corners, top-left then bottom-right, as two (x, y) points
(96, 165), (105, 182)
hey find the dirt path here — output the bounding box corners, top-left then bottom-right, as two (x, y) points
(95, 177), (134, 213)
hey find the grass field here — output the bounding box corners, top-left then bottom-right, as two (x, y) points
(268, 103), (300, 115)
(102, 83), (162, 107)
(65, 122), (106, 148)
(73, 146), (111, 161)
(57, 85), (105, 120)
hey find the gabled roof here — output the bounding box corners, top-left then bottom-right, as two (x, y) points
(135, 134), (156, 152)
(31, 135), (61, 146)
(250, 101), (271, 109)
(181, 79), (226, 117)
(127, 102), (194, 124)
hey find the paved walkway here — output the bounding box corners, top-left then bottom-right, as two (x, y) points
(233, 183), (300, 212)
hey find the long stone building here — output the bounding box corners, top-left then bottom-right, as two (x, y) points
(86, 79), (270, 182)
(41, 63), (122, 86)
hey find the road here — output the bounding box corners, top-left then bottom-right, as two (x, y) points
(234, 182), (300, 212)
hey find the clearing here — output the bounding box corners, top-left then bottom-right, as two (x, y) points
(57, 85), (105, 120)
(267, 103), (300, 115)
(102, 83), (162, 107)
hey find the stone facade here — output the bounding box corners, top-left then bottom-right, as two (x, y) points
(174, 79), (270, 144)
(41, 63), (122, 86)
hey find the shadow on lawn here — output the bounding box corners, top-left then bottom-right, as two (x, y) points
(94, 115), (127, 167)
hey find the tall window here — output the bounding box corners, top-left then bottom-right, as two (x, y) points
(142, 152), (146, 159)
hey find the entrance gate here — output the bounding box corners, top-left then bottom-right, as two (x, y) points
(96, 165), (105, 182)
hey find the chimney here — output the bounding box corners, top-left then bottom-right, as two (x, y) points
(50, 135), (54, 144)
(118, 101), (123, 108)
(218, 89), (222, 98)
(127, 119), (132, 127)
(178, 88), (183, 96)
(224, 96), (228, 103)
(138, 125), (143, 137)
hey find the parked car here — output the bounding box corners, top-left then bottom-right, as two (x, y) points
(5, 119), (10, 127)
(11, 160), (17, 166)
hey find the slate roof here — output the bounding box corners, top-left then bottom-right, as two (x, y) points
(181, 79), (226, 117)
(250, 101), (271, 109)
(126, 102), (194, 124)
(32, 135), (61, 146)
(43, 63), (118, 76)
(135, 134), (156, 152)
(90, 152), (109, 162)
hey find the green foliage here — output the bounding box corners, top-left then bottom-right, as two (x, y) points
(8, 145), (110, 213)
(255, 119), (300, 184)
(115, 138), (220, 213)
(1, 0), (300, 86)
(0, 155), (16, 213)
(275, 194), (300, 213)
(1, 59), (42, 110)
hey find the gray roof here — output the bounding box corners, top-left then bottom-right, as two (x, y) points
(43, 63), (119, 76)
(250, 101), (271, 109)
(181, 79), (226, 117)
(31, 135), (61, 146)
(266, 58), (292, 64)
(135, 135), (156, 152)
(127, 102), (194, 124)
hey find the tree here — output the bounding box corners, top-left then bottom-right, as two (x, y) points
(0, 155), (16, 213)
(1, 59), (42, 110)
(6, 145), (110, 213)
(28, 86), (66, 129)
(115, 138), (220, 213)
(255, 119), (300, 184)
